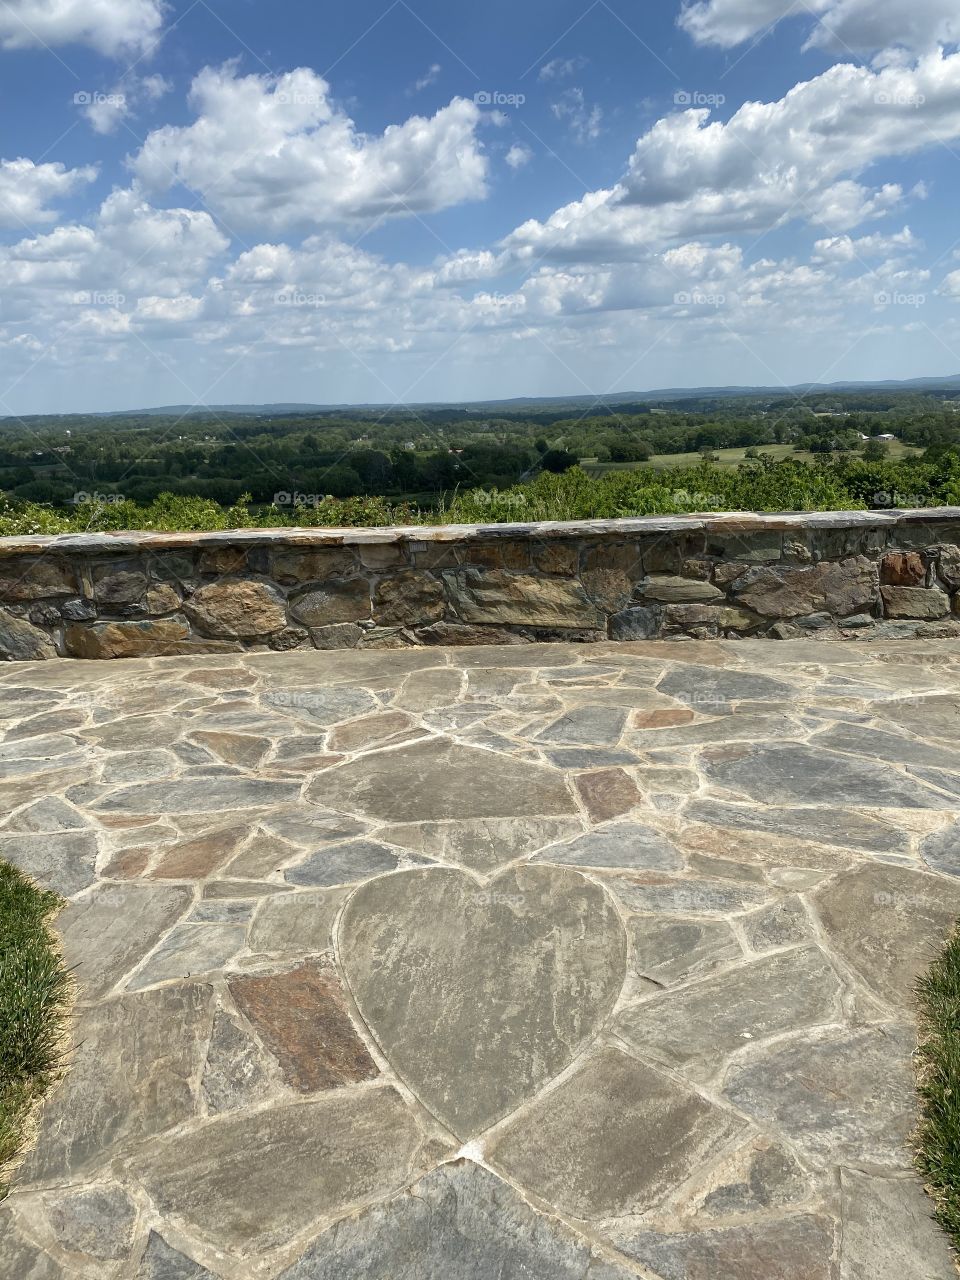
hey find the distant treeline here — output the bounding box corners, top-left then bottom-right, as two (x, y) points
(1, 390), (960, 506)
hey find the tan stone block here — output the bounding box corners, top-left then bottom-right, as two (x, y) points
(881, 585), (950, 619)
(64, 617), (191, 659)
(184, 581), (287, 638)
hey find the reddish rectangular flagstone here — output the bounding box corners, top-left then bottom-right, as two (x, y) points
(574, 768), (642, 822)
(149, 826), (248, 879)
(229, 961), (378, 1092)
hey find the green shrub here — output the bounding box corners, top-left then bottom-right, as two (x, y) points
(1, 452), (958, 537)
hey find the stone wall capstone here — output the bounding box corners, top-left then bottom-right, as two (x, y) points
(3, 509), (960, 660)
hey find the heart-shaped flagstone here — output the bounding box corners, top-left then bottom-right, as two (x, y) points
(338, 863), (626, 1139)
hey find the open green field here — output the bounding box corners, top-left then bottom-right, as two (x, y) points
(581, 441), (922, 477)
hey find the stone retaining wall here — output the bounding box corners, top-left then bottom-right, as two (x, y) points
(2, 509), (960, 660)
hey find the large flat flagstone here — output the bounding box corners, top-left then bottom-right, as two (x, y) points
(656, 664), (797, 711)
(306, 738), (577, 822)
(533, 821), (682, 873)
(339, 864), (626, 1137)
(56, 882), (192, 999)
(922, 818), (960, 874)
(624, 712), (799, 749)
(150, 826), (249, 879)
(276, 1160), (638, 1279)
(811, 864), (960, 1010)
(137, 1232), (217, 1278)
(100, 749), (181, 784)
(679, 1133), (812, 1219)
(0, 733), (85, 765)
(607, 874), (772, 915)
(740, 895), (812, 950)
(839, 1169), (955, 1279)
(613, 1215), (836, 1280)
(813, 722), (960, 773)
(534, 705), (629, 746)
(79, 714), (185, 751)
(0, 830), (97, 897)
(130, 1088), (424, 1255)
(912, 766), (960, 802)
(374, 816), (582, 874)
(700, 742), (953, 808)
(723, 1024), (918, 1168)
(488, 1047), (744, 1219)
(126, 922), (247, 990)
(11, 1183), (139, 1266)
(0, 1212), (65, 1280)
(616, 946), (842, 1079)
(873, 692), (960, 741)
(284, 839), (404, 888)
(261, 687), (378, 726)
(574, 768), (643, 822)
(19, 984), (210, 1185)
(681, 798), (909, 854)
(248, 886), (350, 956)
(90, 777), (300, 816)
(201, 1007), (280, 1115)
(627, 916), (741, 985)
(0, 795), (87, 834)
(391, 667), (462, 711)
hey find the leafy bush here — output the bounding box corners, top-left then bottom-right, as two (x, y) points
(1, 452), (959, 537)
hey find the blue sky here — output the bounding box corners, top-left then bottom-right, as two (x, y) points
(2, 0), (960, 412)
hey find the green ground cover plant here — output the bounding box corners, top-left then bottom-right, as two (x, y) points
(916, 928), (960, 1253)
(0, 863), (71, 1198)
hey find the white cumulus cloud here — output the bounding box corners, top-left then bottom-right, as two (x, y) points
(812, 226), (920, 262)
(679, 0), (960, 54)
(505, 143), (533, 170)
(505, 51), (960, 261)
(131, 64), (489, 232)
(81, 73), (171, 135)
(0, 157), (96, 229)
(0, 0), (166, 57)
(0, 188), (228, 307)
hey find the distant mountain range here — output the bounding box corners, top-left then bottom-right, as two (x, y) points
(107, 373), (960, 416)
(4, 373), (956, 422)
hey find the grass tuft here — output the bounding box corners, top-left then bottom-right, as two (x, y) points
(916, 926), (960, 1254)
(0, 861), (72, 1198)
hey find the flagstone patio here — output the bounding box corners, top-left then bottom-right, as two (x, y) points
(2, 638), (960, 1278)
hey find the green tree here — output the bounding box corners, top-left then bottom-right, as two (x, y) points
(862, 438), (888, 461)
(540, 448), (578, 474)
